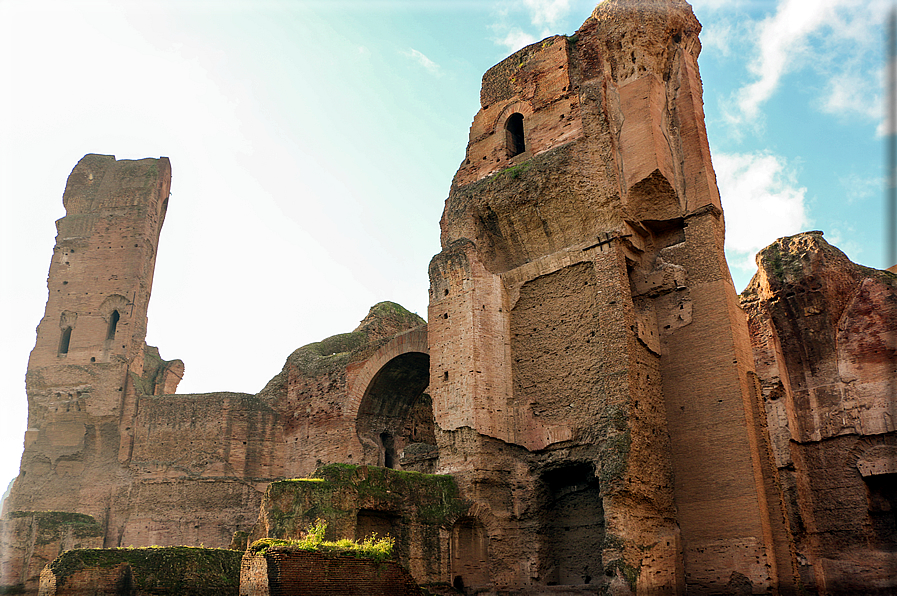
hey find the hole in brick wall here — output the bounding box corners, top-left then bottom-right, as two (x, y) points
(90, 357), (96, 362)
(444, 289), (449, 296)
(505, 113), (525, 157)
(443, 371), (449, 381)
(380, 432), (395, 469)
(58, 327), (72, 355)
(865, 473), (897, 550)
(106, 310), (120, 341)
(443, 313), (448, 319)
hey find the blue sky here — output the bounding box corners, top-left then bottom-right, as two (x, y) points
(0, 0), (890, 494)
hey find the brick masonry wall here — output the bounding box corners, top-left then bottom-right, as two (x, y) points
(240, 550), (422, 596)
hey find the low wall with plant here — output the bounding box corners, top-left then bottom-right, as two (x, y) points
(248, 464), (468, 584)
(38, 546), (243, 596)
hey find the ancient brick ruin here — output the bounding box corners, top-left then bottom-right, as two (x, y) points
(2, 1), (896, 595)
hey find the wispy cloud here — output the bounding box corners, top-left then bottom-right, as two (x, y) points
(522, 0), (571, 30)
(715, 151), (809, 270)
(492, 0), (572, 52)
(496, 28), (539, 52)
(728, 0), (889, 128)
(404, 48), (440, 74)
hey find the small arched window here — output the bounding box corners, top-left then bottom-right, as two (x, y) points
(58, 327), (72, 355)
(106, 310), (120, 340)
(505, 113), (525, 157)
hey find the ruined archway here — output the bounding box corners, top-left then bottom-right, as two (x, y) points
(355, 348), (435, 470)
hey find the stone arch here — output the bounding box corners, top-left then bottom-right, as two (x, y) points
(348, 327), (433, 470)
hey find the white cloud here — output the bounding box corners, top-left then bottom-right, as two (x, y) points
(823, 70), (882, 121)
(496, 28), (539, 52)
(715, 151), (809, 266)
(731, 0), (889, 126)
(700, 19), (733, 57)
(522, 0), (571, 30)
(491, 0), (571, 53)
(404, 48), (440, 74)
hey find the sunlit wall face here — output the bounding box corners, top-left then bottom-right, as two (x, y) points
(0, 0), (888, 506)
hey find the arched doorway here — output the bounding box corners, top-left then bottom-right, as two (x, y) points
(355, 351), (435, 469)
(451, 517), (489, 592)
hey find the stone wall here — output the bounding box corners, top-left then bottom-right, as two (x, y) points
(239, 549), (422, 596)
(37, 547), (243, 596)
(246, 464), (467, 584)
(740, 231), (897, 595)
(0, 512), (103, 592)
(427, 0), (792, 593)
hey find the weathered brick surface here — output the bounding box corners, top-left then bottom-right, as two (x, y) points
(239, 550), (422, 596)
(741, 232), (897, 594)
(429, 1), (792, 593)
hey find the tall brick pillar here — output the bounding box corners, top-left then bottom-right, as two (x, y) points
(428, 1), (794, 593)
(1, 155), (172, 593)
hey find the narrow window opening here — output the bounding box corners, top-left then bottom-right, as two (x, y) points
(380, 431), (395, 469)
(106, 310), (120, 341)
(505, 113), (525, 157)
(58, 327), (72, 355)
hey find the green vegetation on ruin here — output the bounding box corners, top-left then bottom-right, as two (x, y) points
(248, 519), (394, 562)
(280, 301), (425, 377)
(47, 546), (242, 595)
(264, 464), (467, 540)
(8, 511), (103, 545)
(498, 161), (532, 180)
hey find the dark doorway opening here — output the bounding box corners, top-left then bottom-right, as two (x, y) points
(380, 432), (395, 469)
(542, 462), (604, 585)
(866, 473), (897, 550)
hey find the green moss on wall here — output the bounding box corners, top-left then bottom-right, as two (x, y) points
(47, 547), (242, 595)
(8, 511), (103, 545)
(264, 464), (467, 540)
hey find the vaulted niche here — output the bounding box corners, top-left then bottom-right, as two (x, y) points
(451, 517), (489, 593)
(58, 326), (72, 356)
(505, 112), (525, 157)
(865, 473), (897, 551)
(541, 462), (604, 585)
(106, 309), (120, 340)
(356, 352), (434, 469)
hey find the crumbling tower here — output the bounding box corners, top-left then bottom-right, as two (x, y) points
(428, 1), (794, 593)
(3, 154), (178, 526)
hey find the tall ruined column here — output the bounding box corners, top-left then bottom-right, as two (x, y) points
(429, 1), (794, 594)
(1, 155), (176, 592)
